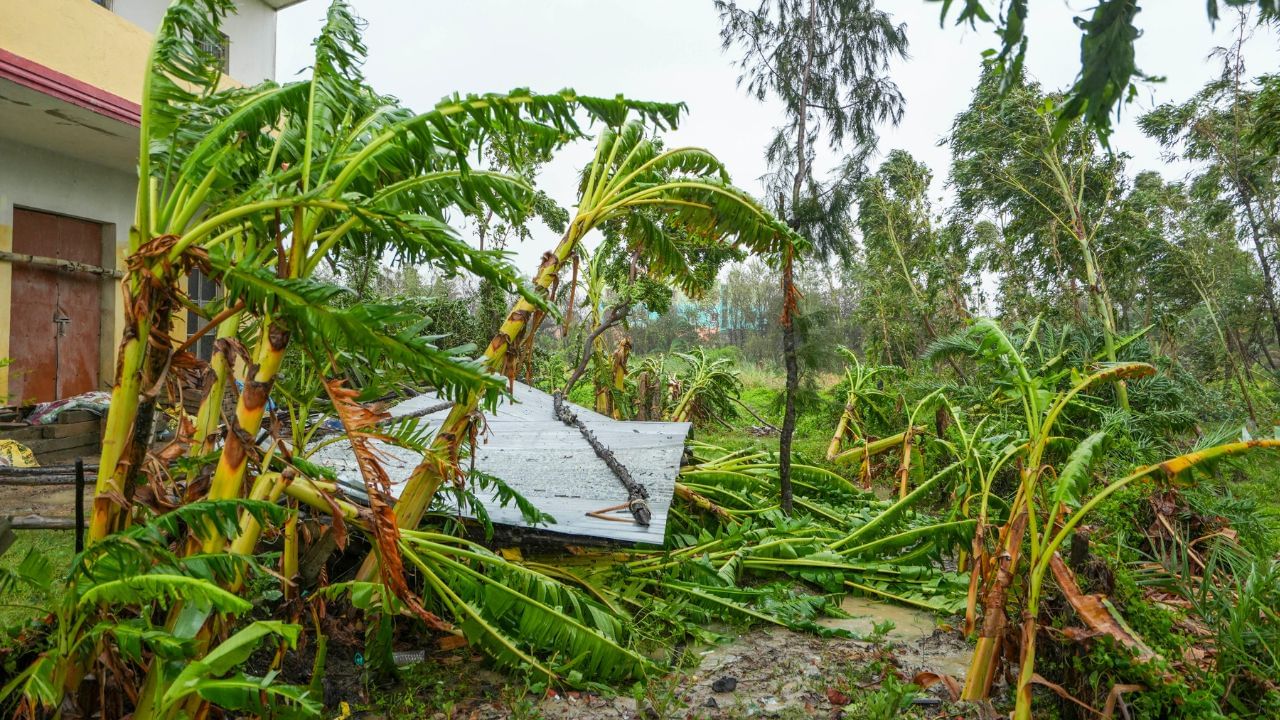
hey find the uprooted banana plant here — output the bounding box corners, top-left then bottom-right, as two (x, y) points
(668, 349), (742, 426)
(663, 443), (974, 613)
(826, 349), (912, 484)
(938, 319), (1280, 720)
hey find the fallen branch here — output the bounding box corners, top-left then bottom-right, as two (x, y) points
(732, 396), (778, 432)
(552, 392), (650, 526)
(562, 302), (630, 398)
(674, 482), (731, 521)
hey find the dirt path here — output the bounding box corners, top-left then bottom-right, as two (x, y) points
(0, 484), (86, 519)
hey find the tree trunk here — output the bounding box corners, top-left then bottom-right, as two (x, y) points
(779, 249), (798, 515)
(1241, 198), (1280, 347)
(776, 0), (817, 516)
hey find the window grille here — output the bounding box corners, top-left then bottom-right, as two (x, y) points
(187, 269), (220, 363)
(198, 32), (231, 73)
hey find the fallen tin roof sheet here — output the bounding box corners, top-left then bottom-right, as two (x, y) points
(308, 383), (690, 545)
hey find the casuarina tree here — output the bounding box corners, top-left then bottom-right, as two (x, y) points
(716, 0), (908, 512)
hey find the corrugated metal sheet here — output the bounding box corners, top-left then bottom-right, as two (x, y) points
(308, 383), (690, 545)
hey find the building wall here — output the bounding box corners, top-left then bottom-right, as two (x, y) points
(0, 0), (278, 108)
(0, 0), (282, 400)
(112, 0), (278, 84)
(0, 0), (153, 104)
(0, 138), (131, 396)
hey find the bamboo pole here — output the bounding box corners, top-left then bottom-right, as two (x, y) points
(0, 250), (122, 279)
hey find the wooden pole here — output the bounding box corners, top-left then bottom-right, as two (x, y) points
(0, 250), (121, 279)
(74, 458), (85, 553)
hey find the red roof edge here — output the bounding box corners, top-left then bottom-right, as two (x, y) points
(0, 47), (141, 127)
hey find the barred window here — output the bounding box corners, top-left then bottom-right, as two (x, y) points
(198, 32), (231, 73)
(187, 269), (220, 362)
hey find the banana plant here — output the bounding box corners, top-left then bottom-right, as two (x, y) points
(385, 120), (801, 542)
(945, 319), (1280, 720)
(73, 0), (692, 714)
(651, 443), (973, 614)
(669, 349), (741, 425)
(90, 0), (683, 542)
(826, 349), (895, 462)
(0, 500), (315, 718)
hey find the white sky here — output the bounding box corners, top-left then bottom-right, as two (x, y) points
(276, 1), (1280, 273)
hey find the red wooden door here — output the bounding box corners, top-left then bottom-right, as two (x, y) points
(8, 209), (103, 405)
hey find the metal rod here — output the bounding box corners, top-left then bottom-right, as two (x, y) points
(74, 458), (85, 553)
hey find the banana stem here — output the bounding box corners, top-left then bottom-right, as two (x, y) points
(389, 219), (586, 534)
(89, 331), (148, 541)
(203, 320), (289, 552)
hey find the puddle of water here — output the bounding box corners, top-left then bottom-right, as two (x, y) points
(818, 597), (974, 678)
(816, 596), (938, 640)
(693, 600), (974, 683)
(901, 645), (972, 678)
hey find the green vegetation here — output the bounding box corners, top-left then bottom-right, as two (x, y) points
(3, 1), (1280, 719)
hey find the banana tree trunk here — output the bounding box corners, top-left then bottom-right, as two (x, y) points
(593, 347), (611, 416)
(1013, 601), (1039, 720)
(203, 319), (289, 552)
(89, 330), (150, 541)
(191, 313), (242, 453)
(389, 219), (586, 532)
(827, 404), (855, 461)
(90, 259), (176, 540)
(962, 508), (1029, 700)
(610, 338), (631, 420)
(829, 430), (909, 466)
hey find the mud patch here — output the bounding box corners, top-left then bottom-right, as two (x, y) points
(817, 597), (971, 679)
(354, 617), (977, 719)
(0, 484), (85, 518)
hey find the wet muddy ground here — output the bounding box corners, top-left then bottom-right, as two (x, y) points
(356, 598), (981, 719)
(0, 484), (85, 520)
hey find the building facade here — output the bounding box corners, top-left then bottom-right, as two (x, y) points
(0, 0), (296, 405)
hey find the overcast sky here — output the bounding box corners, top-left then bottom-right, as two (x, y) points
(276, 1), (1280, 273)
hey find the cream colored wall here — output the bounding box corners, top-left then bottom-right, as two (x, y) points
(0, 0), (152, 104)
(0, 138), (134, 392)
(0, 0), (278, 105)
(0, 0), (279, 399)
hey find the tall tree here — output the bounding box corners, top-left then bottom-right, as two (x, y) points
(930, 0), (1279, 142)
(854, 149), (974, 363)
(717, 0), (908, 512)
(950, 68), (1133, 409)
(1140, 14), (1280, 351)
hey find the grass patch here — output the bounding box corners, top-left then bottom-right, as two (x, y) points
(0, 530), (75, 626)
